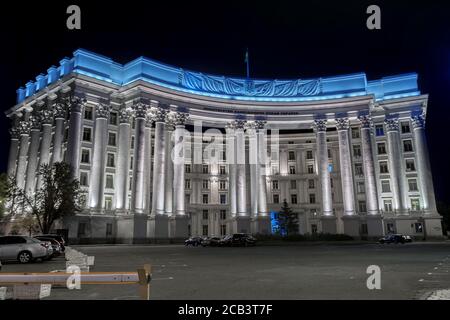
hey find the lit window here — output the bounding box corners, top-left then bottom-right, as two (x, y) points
(411, 198), (420, 211)
(219, 180), (227, 190)
(202, 179), (209, 189)
(202, 164), (209, 174)
(105, 197), (113, 210)
(384, 200), (393, 212)
(219, 165), (226, 175)
(375, 125), (384, 136)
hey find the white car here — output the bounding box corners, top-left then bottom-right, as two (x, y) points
(0, 235), (52, 263)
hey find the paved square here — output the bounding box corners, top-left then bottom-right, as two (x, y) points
(1, 242), (450, 300)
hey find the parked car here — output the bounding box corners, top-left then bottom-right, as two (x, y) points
(38, 234), (66, 252)
(34, 236), (62, 257)
(201, 237), (222, 247)
(220, 234), (257, 247)
(403, 235), (413, 243)
(378, 234), (409, 244)
(184, 236), (203, 246)
(0, 235), (52, 263)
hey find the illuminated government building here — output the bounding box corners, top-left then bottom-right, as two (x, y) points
(3, 49), (443, 243)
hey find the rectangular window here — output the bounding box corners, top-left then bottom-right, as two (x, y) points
(107, 153), (115, 167)
(106, 223), (113, 236)
(289, 165), (296, 174)
(273, 194), (280, 204)
(405, 159), (416, 172)
(403, 140), (413, 152)
(375, 125), (384, 136)
(414, 223), (423, 233)
(307, 164), (314, 174)
(78, 223), (86, 236)
(308, 179), (315, 189)
(108, 132), (116, 146)
(202, 210), (208, 220)
(377, 142), (387, 154)
(202, 164), (209, 174)
(105, 197), (113, 210)
(105, 174), (114, 189)
(306, 150), (313, 160)
(220, 210), (226, 220)
(356, 181), (365, 194)
(84, 107), (93, 120)
(358, 201), (367, 213)
(185, 179), (191, 189)
(220, 225), (226, 236)
(272, 180), (279, 190)
(401, 121), (411, 134)
(411, 198), (421, 211)
(290, 180), (297, 189)
(81, 149), (90, 163)
(202, 225), (208, 236)
(202, 179), (209, 189)
(291, 194), (297, 204)
(408, 179), (418, 192)
(220, 194), (227, 204)
(109, 112), (118, 125)
(288, 151), (295, 161)
(130, 157), (133, 170)
(351, 127), (360, 139)
(353, 145), (362, 157)
(82, 127), (92, 141)
(219, 165), (226, 175)
(384, 200), (393, 212)
(311, 224), (318, 234)
(355, 163), (363, 176)
(379, 161), (389, 174)
(309, 193), (316, 204)
(202, 194), (209, 204)
(381, 180), (391, 193)
(185, 164), (191, 173)
(80, 172), (88, 186)
(219, 180), (227, 190)
(131, 136), (135, 149)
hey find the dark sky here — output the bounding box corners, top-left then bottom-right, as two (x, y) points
(1, 0), (450, 202)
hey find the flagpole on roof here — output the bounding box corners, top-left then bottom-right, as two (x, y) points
(245, 48), (250, 79)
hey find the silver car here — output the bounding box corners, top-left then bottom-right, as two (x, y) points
(0, 235), (51, 263)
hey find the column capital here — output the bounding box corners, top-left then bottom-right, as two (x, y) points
(17, 120), (31, 135)
(40, 109), (54, 125)
(145, 113), (154, 128)
(312, 119), (327, 132)
(411, 113), (425, 129)
(29, 114), (41, 130)
(358, 115), (372, 128)
(231, 119), (247, 130)
(53, 102), (67, 119)
(9, 127), (20, 140)
(119, 107), (133, 124)
(95, 103), (111, 119)
(132, 100), (149, 119)
(67, 95), (87, 113)
(244, 121), (258, 131)
(254, 120), (267, 131)
(153, 107), (169, 123)
(335, 117), (349, 131)
(172, 111), (189, 126)
(384, 118), (399, 132)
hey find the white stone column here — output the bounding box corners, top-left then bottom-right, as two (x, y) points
(164, 119), (175, 216)
(7, 126), (20, 178)
(358, 115), (379, 214)
(149, 107), (169, 239)
(51, 102), (66, 164)
(115, 107), (132, 212)
(36, 109), (54, 190)
(65, 96), (85, 179)
(247, 122), (258, 218)
(225, 124), (237, 217)
(385, 118), (407, 213)
(335, 118), (355, 215)
(143, 115), (154, 214)
(256, 121), (268, 216)
(170, 112), (190, 238)
(411, 113), (437, 214)
(24, 115), (42, 195)
(15, 120), (31, 190)
(235, 120), (248, 216)
(88, 103), (110, 212)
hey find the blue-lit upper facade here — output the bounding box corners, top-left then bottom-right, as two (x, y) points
(16, 48), (421, 104)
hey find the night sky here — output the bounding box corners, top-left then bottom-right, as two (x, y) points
(1, 1), (450, 202)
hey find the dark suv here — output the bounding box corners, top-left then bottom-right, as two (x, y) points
(220, 234), (257, 247)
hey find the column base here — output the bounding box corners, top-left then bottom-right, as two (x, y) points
(366, 214), (385, 237)
(341, 215), (360, 237)
(132, 213), (148, 244)
(321, 216), (337, 234)
(251, 215), (271, 235)
(148, 214), (169, 240)
(231, 216), (251, 234)
(169, 215), (189, 239)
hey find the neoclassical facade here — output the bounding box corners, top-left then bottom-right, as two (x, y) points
(4, 49), (443, 243)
